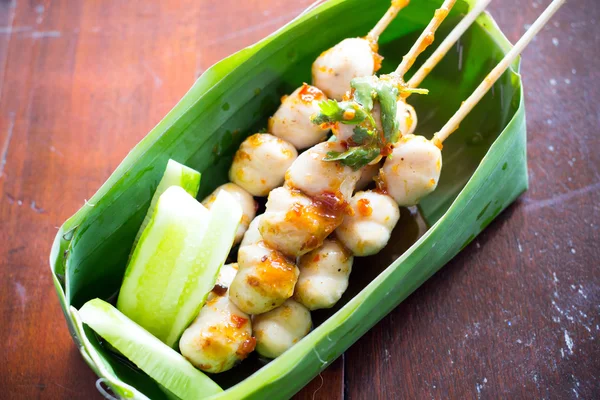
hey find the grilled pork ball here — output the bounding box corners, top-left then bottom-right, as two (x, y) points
(269, 84), (329, 150)
(397, 100), (418, 137)
(229, 216), (299, 315)
(208, 263), (239, 300)
(294, 238), (353, 310)
(380, 134), (442, 206)
(312, 38), (379, 100)
(336, 190), (400, 256)
(285, 141), (362, 200)
(253, 299), (312, 359)
(355, 162), (380, 191)
(202, 183), (257, 245)
(179, 263), (255, 374)
(229, 133), (298, 196)
(259, 186), (345, 257)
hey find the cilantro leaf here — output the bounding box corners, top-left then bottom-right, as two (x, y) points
(319, 99), (342, 115)
(324, 146), (381, 170)
(311, 99), (343, 125)
(350, 126), (372, 146)
(312, 100), (370, 126)
(376, 82), (400, 144)
(340, 103), (371, 125)
(350, 76), (376, 111)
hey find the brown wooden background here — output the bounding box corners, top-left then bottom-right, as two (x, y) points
(0, 0), (598, 398)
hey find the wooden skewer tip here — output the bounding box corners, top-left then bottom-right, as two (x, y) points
(394, 0), (458, 79)
(367, 0), (411, 42)
(407, 0), (492, 90)
(433, 0), (566, 144)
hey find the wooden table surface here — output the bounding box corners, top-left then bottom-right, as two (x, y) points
(0, 0), (598, 398)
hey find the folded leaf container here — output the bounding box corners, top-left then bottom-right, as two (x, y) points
(50, 0), (527, 398)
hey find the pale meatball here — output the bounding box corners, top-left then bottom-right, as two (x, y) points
(202, 183), (257, 244)
(285, 141), (362, 200)
(239, 214), (263, 248)
(208, 263), (239, 300)
(397, 100), (418, 137)
(229, 133), (298, 196)
(253, 299), (312, 359)
(333, 100), (417, 141)
(294, 239), (353, 310)
(259, 186), (345, 257)
(179, 264), (255, 374)
(380, 135), (442, 206)
(336, 191), (400, 256)
(229, 234), (299, 315)
(355, 162), (380, 191)
(312, 38), (377, 100)
(269, 84), (329, 150)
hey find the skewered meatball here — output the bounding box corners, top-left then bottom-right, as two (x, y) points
(396, 100), (418, 137)
(202, 183), (257, 244)
(253, 299), (312, 359)
(336, 191), (400, 256)
(229, 215), (299, 315)
(294, 239), (353, 310)
(259, 186), (345, 257)
(229, 133), (298, 197)
(238, 213), (263, 247)
(210, 263), (239, 299)
(355, 162), (380, 191)
(380, 134), (442, 206)
(179, 263), (255, 374)
(231, 244), (299, 315)
(285, 141), (362, 200)
(312, 38), (378, 100)
(269, 84), (329, 150)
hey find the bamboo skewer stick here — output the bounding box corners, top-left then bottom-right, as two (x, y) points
(394, 0), (457, 79)
(367, 0), (411, 43)
(407, 0), (492, 90)
(433, 0), (566, 145)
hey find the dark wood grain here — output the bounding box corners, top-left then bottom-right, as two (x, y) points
(0, 0), (597, 399)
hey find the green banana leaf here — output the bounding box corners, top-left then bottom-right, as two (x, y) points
(49, 0), (526, 398)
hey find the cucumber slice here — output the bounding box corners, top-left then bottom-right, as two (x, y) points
(117, 186), (242, 347)
(133, 159), (201, 249)
(79, 298), (222, 399)
(167, 189), (243, 346)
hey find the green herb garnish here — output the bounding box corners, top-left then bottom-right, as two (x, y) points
(375, 80), (400, 144)
(350, 126), (373, 146)
(314, 75), (427, 170)
(350, 76), (376, 112)
(325, 146), (381, 170)
(311, 99), (374, 126)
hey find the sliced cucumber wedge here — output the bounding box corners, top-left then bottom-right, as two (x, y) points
(79, 298), (222, 399)
(133, 159), (201, 249)
(167, 189), (243, 346)
(117, 186), (242, 347)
